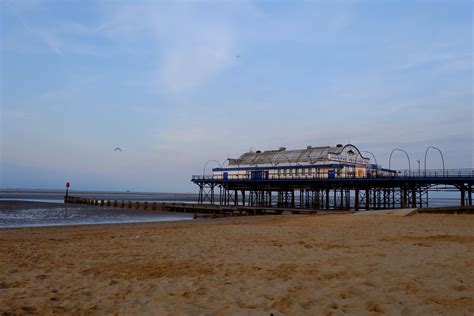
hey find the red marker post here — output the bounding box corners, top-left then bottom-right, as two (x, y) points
(65, 182), (70, 198)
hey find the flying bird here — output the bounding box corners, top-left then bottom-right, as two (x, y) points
(114, 147), (122, 152)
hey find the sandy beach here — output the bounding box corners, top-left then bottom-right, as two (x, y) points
(1, 213), (473, 315)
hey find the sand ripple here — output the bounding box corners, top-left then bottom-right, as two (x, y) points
(1, 214), (473, 315)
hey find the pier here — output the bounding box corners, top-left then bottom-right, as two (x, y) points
(191, 144), (474, 212)
(192, 169), (474, 211)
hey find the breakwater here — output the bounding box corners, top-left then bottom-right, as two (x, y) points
(65, 195), (474, 217)
(65, 196), (165, 210)
(64, 196), (322, 217)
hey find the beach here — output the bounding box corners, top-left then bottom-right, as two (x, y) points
(1, 213), (473, 315)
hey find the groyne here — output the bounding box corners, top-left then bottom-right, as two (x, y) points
(64, 196), (294, 217)
(64, 196), (474, 217)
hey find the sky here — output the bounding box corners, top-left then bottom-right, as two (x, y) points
(0, 0), (473, 192)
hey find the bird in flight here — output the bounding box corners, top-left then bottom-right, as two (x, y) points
(114, 147), (122, 152)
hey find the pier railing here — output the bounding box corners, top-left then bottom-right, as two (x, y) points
(192, 168), (474, 181)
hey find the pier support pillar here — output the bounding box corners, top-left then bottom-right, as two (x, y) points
(346, 190), (351, 210)
(365, 189), (370, 210)
(211, 185), (215, 205)
(419, 189), (423, 209)
(198, 185), (203, 204)
(392, 189), (396, 209)
(411, 188), (417, 208)
(315, 190), (320, 209)
(401, 188), (407, 208)
(325, 189), (330, 210)
(373, 190), (377, 209)
(299, 189), (304, 208)
(460, 187), (465, 206)
(469, 185), (472, 206)
(354, 189), (359, 211)
(383, 190), (387, 209)
(340, 190), (344, 209)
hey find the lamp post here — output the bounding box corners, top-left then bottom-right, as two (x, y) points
(417, 160), (421, 176)
(203, 160), (222, 179)
(424, 146), (445, 177)
(221, 159), (229, 169)
(360, 151), (378, 177)
(389, 148), (411, 176)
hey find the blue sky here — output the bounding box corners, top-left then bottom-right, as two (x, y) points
(1, 0), (472, 192)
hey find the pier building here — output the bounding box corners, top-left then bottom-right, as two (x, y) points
(192, 144), (474, 211)
(212, 144), (393, 180)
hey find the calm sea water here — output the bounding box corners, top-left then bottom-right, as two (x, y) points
(0, 189), (462, 228)
(0, 190), (199, 203)
(0, 201), (194, 228)
(0, 190), (197, 228)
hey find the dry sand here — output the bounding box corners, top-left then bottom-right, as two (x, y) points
(0, 213), (473, 315)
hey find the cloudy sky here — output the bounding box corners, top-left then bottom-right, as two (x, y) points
(1, 0), (472, 192)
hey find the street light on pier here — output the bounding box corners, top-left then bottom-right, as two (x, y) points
(360, 151), (378, 177)
(424, 146), (445, 177)
(389, 148), (411, 176)
(203, 160), (222, 179)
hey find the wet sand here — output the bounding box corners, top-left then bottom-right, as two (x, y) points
(0, 213), (473, 315)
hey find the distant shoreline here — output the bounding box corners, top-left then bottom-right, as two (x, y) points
(0, 190), (200, 203)
(0, 188), (197, 195)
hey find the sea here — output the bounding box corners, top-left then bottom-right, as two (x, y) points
(0, 190), (198, 228)
(0, 189), (463, 228)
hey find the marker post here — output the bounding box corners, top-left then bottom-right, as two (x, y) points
(65, 182), (70, 199)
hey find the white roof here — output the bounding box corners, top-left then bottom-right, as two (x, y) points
(228, 144), (367, 166)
